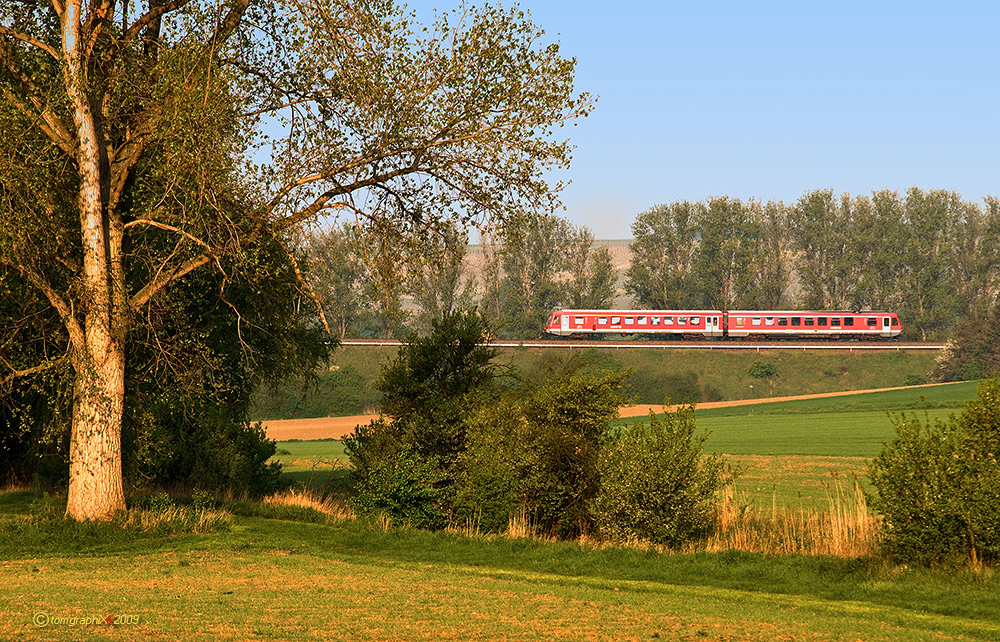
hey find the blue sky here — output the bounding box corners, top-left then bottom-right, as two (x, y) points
(409, 1), (999, 238)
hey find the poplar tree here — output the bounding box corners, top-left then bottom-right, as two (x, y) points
(0, 0), (591, 520)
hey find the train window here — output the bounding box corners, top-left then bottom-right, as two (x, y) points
(664, 317), (674, 325)
(844, 318), (854, 326)
(736, 317), (744, 325)
(678, 317), (687, 325)
(765, 317), (775, 326)
(690, 316), (699, 324)
(574, 316), (584, 325)
(611, 316), (621, 325)
(751, 318), (762, 326)
(598, 316), (607, 325)
(805, 318), (814, 326)
(638, 316), (647, 325)
(652, 317), (661, 325)
(791, 317), (801, 326)
(624, 317), (634, 324)
(831, 317), (840, 326)
(778, 318), (788, 326)
(867, 318), (877, 327)
(818, 317), (827, 326)
(892, 318), (899, 326)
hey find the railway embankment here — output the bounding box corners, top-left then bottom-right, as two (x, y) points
(252, 343), (940, 421)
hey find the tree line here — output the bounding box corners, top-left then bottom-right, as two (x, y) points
(303, 187), (999, 342)
(627, 189), (1000, 341)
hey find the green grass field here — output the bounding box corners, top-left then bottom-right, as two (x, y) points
(271, 381), (981, 506)
(4, 380), (995, 641)
(2, 491), (999, 642)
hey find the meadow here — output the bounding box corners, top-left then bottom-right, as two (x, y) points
(3, 380), (995, 641)
(2, 488), (999, 641)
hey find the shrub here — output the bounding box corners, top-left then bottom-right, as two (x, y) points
(518, 368), (631, 537)
(932, 306), (1000, 382)
(869, 379), (1000, 566)
(592, 406), (734, 547)
(748, 360), (778, 379)
(348, 444), (447, 530)
(453, 368), (631, 537)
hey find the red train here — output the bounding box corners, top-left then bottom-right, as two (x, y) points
(544, 309), (902, 339)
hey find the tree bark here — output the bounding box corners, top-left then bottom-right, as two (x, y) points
(66, 345), (127, 520)
(61, 0), (128, 520)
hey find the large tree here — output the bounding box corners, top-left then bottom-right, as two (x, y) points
(0, 0), (591, 519)
(625, 201), (701, 309)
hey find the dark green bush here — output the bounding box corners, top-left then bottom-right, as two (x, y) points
(592, 406), (733, 547)
(348, 443), (447, 530)
(748, 360), (778, 379)
(869, 379), (1000, 566)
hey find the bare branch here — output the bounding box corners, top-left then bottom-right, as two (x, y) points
(0, 26), (61, 59)
(130, 253), (212, 308)
(0, 356), (67, 386)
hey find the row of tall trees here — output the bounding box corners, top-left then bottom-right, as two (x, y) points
(303, 212), (616, 340)
(300, 186), (996, 342)
(627, 189), (1000, 340)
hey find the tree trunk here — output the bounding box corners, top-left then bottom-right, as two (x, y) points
(61, 0), (128, 520)
(65, 344), (127, 520)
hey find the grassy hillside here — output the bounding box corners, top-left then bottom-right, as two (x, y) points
(252, 345), (940, 419)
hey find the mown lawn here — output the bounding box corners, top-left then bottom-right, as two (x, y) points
(2, 494), (999, 642)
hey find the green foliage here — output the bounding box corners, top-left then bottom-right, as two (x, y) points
(592, 407), (734, 547)
(346, 312), (501, 528)
(626, 202), (702, 309)
(482, 214), (615, 339)
(933, 305), (1000, 382)
(348, 440), (448, 530)
(507, 367), (631, 537)
(748, 360), (779, 379)
(377, 310), (501, 464)
(869, 379), (1000, 565)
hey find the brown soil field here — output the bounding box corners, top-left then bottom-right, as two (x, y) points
(263, 382), (954, 441)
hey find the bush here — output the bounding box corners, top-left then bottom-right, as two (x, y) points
(933, 306), (1000, 382)
(454, 368), (631, 537)
(592, 406), (734, 547)
(748, 360), (778, 379)
(869, 379), (1000, 566)
(348, 443), (447, 530)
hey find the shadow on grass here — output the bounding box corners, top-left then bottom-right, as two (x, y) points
(2, 490), (997, 634)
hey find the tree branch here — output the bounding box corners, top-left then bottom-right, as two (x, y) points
(0, 26), (61, 59)
(130, 253), (213, 308)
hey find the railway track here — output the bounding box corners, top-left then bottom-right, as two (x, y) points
(341, 338), (945, 351)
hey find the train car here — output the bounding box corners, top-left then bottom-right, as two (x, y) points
(545, 309), (902, 339)
(545, 309), (725, 337)
(725, 310), (901, 338)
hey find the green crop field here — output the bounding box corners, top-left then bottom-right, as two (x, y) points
(273, 381), (981, 506)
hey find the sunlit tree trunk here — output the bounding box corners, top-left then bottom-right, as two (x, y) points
(61, 0), (127, 520)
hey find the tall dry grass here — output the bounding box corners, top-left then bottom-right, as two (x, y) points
(704, 477), (880, 557)
(262, 488), (354, 520)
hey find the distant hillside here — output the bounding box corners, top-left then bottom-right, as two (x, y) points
(463, 239), (635, 307)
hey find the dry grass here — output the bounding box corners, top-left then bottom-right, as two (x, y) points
(430, 484), (881, 558)
(262, 488), (354, 520)
(117, 506), (232, 533)
(704, 479), (879, 557)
